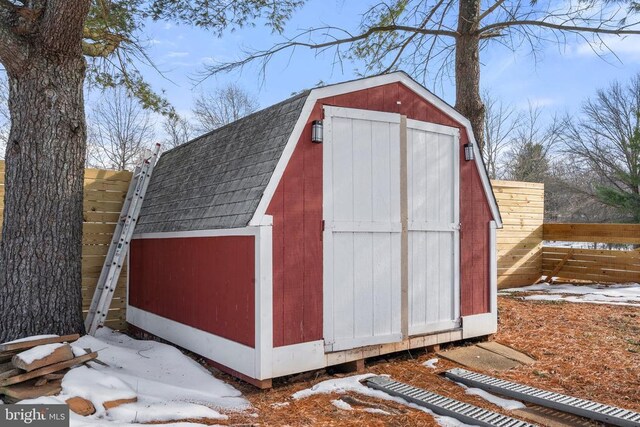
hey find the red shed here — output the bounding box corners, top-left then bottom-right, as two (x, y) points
(128, 72), (503, 387)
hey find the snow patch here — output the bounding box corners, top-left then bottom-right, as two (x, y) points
(461, 385), (525, 410)
(72, 346), (88, 357)
(74, 328), (248, 411)
(15, 343), (65, 364)
(422, 358), (439, 369)
(270, 402), (290, 408)
(363, 407), (392, 415)
(21, 328), (249, 426)
(331, 399), (353, 411)
(61, 366), (136, 413)
(292, 374), (474, 427)
(107, 401), (227, 423)
(500, 283), (640, 307)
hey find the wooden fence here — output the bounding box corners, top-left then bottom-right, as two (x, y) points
(0, 161), (132, 330)
(491, 180), (544, 288)
(542, 223), (640, 283)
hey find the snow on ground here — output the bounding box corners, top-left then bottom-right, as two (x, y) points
(15, 343), (65, 364)
(19, 328), (248, 426)
(74, 328), (248, 411)
(331, 399), (353, 410)
(61, 366), (136, 412)
(19, 396), (219, 427)
(422, 358), (439, 369)
(453, 382), (525, 411)
(270, 401), (290, 408)
(292, 374), (476, 427)
(363, 407), (393, 415)
(500, 283), (640, 307)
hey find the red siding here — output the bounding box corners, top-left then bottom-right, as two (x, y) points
(268, 103), (324, 347)
(129, 236), (255, 347)
(269, 82), (493, 347)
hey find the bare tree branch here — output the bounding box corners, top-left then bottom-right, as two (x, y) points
(480, 20), (640, 36)
(479, 0), (506, 22)
(382, 0), (447, 73)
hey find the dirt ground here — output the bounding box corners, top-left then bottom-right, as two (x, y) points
(187, 295), (640, 426)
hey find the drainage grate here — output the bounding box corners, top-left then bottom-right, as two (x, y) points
(364, 376), (536, 427)
(445, 368), (640, 427)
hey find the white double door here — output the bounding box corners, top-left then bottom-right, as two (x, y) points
(323, 106), (460, 352)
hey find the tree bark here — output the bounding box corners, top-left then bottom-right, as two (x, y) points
(0, 52), (87, 340)
(455, 0), (485, 149)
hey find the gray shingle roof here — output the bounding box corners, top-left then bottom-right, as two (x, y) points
(135, 91), (310, 234)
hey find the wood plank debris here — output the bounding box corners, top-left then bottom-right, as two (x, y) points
(66, 396), (96, 416)
(0, 334), (99, 403)
(13, 343), (74, 372)
(0, 334), (80, 353)
(0, 378), (63, 402)
(0, 352), (97, 387)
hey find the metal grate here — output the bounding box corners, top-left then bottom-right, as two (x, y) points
(364, 376), (536, 427)
(445, 368), (640, 427)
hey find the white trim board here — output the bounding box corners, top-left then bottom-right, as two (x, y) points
(271, 341), (325, 378)
(254, 218), (273, 380)
(132, 227), (257, 240)
(127, 306), (257, 378)
(462, 312), (497, 339)
(249, 71), (502, 228)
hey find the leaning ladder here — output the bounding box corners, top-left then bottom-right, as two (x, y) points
(85, 143), (161, 335)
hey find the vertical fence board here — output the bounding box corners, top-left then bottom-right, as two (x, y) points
(0, 161), (132, 330)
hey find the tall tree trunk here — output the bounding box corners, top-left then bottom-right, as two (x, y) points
(0, 52), (87, 340)
(455, 0), (485, 149)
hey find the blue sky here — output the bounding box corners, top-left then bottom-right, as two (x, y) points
(132, 0), (640, 126)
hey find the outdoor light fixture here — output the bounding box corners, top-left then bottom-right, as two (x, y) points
(311, 120), (323, 143)
(464, 143), (475, 161)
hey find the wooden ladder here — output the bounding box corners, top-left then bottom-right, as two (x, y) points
(85, 144), (161, 335)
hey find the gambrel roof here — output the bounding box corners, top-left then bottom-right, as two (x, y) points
(135, 91), (309, 234)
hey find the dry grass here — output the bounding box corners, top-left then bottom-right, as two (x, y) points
(167, 296), (640, 426)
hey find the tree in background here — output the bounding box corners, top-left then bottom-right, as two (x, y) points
(503, 104), (558, 182)
(207, 0), (640, 148)
(193, 84), (259, 133)
(88, 88), (155, 171)
(482, 91), (520, 179)
(162, 113), (194, 150)
(562, 74), (640, 222)
(0, 0), (302, 340)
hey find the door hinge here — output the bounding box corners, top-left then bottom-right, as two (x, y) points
(324, 340), (334, 352)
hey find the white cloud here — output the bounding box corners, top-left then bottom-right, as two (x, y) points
(574, 35), (640, 62)
(166, 51), (190, 58)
